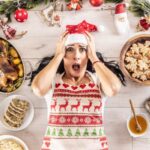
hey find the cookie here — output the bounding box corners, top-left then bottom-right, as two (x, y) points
(10, 99), (29, 112)
(3, 98), (30, 128)
(4, 116), (21, 128)
(7, 106), (24, 119)
(4, 111), (22, 125)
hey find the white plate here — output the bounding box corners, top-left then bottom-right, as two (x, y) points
(0, 134), (29, 150)
(0, 95), (34, 131)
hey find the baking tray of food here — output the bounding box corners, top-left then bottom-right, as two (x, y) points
(0, 37), (32, 93)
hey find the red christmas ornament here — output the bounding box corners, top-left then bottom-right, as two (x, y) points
(89, 0), (103, 7)
(137, 16), (150, 31)
(14, 8), (28, 22)
(140, 19), (149, 30)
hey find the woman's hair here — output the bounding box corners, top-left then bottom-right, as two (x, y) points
(28, 52), (126, 86)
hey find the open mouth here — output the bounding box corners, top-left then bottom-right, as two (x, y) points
(72, 63), (80, 71)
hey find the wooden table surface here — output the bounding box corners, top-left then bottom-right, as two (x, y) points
(0, 1), (150, 150)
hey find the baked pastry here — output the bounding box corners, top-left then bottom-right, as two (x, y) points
(4, 111), (22, 125)
(124, 40), (150, 81)
(3, 98), (29, 128)
(10, 99), (29, 112)
(7, 106), (24, 119)
(4, 116), (21, 128)
(0, 139), (24, 150)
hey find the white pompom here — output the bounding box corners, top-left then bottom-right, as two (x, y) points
(98, 25), (105, 32)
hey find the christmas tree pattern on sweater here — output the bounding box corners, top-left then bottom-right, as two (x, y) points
(41, 82), (108, 150)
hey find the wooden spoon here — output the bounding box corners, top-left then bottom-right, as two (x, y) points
(129, 99), (142, 132)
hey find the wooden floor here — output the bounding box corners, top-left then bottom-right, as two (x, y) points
(0, 1), (150, 150)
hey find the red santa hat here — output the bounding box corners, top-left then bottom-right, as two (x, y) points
(65, 20), (97, 46)
(115, 3), (127, 14)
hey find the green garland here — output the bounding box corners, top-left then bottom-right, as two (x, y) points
(0, 0), (51, 20)
(129, 0), (150, 17)
(0, 0), (72, 21)
(105, 0), (123, 3)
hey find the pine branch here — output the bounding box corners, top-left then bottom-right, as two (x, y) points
(65, 0), (71, 2)
(0, 0), (56, 21)
(105, 0), (123, 3)
(129, 0), (150, 17)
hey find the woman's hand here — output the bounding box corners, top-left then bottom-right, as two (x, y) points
(84, 31), (98, 63)
(55, 31), (68, 57)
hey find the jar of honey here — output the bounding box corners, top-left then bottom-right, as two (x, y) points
(127, 114), (149, 137)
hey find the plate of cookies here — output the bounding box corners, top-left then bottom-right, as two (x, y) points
(0, 135), (29, 150)
(0, 95), (34, 131)
(120, 34), (150, 85)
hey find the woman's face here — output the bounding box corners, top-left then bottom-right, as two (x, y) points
(63, 43), (88, 78)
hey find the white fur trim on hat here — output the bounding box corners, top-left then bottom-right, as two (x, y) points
(65, 34), (87, 46)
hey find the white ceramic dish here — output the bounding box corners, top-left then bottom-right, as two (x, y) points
(0, 134), (29, 150)
(0, 95), (34, 131)
(127, 113), (149, 138)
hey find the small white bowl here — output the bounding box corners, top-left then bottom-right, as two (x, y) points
(127, 114), (149, 138)
(0, 135), (29, 150)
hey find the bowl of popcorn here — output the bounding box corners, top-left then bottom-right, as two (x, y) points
(120, 34), (150, 85)
(0, 135), (29, 150)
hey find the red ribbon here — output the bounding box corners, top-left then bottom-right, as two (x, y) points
(66, 20), (97, 33)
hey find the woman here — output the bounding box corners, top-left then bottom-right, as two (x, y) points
(31, 31), (123, 150)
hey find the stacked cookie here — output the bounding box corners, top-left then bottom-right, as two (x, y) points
(4, 98), (29, 128)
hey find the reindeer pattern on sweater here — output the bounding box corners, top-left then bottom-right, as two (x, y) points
(41, 72), (108, 150)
